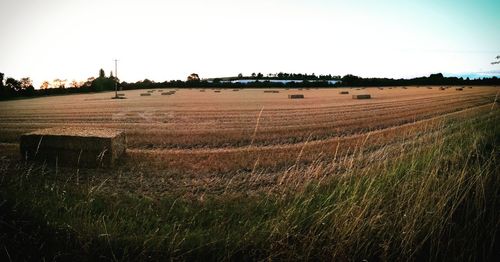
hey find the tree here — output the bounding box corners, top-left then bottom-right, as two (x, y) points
(70, 80), (83, 88)
(251, 72), (256, 78)
(257, 73), (263, 79)
(238, 73), (243, 78)
(53, 79), (66, 88)
(99, 68), (106, 78)
(82, 77), (95, 88)
(20, 77), (32, 89)
(91, 76), (114, 91)
(19, 77), (35, 96)
(187, 73), (200, 82)
(0, 72), (12, 99)
(40, 81), (50, 89)
(5, 77), (21, 92)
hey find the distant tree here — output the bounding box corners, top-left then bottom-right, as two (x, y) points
(99, 68), (106, 78)
(110, 71), (114, 79)
(257, 73), (263, 79)
(251, 72), (256, 78)
(70, 80), (83, 88)
(187, 73), (200, 82)
(91, 72), (114, 91)
(19, 77), (35, 96)
(429, 73), (444, 79)
(53, 79), (66, 88)
(5, 77), (21, 92)
(40, 81), (50, 89)
(237, 73), (243, 78)
(20, 77), (32, 89)
(0, 72), (12, 98)
(81, 77), (95, 88)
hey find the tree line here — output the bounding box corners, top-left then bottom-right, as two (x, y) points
(339, 73), (500, 87)
(209, 72), (342, 82)
(0, 69), (117, 100)
(1, 71), (499, 100)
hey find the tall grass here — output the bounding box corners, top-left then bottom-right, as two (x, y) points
(0, 109), (499, 261)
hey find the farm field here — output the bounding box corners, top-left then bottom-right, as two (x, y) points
(0, 86), (498, 196)
(0, 86), (499, 260)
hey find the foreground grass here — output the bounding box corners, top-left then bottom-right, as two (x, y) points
(0, 109), (499, 261)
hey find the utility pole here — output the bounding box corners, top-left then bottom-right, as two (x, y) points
(113, 59), (118, 98)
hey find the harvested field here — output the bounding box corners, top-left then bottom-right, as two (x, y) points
(1, 86), (499, 261)
(0, 86), (498, 196)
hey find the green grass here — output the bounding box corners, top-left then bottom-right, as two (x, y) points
(1, 109), (499, 261)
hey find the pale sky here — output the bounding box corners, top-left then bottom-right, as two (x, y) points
(1, 0), (499, 87)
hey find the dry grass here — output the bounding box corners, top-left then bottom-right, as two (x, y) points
(0, 86), (499, 260)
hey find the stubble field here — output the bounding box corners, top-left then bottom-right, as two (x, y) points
(0, 86), (498, 197)
(0, 86), (499, 260)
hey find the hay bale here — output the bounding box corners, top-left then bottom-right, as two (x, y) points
(427, 87), (433, 89)
(352, 94), (371, 99)
(288, 94), (304, 99)
(378, 87), (384, 90)
(232, 89), (239, 91)
(456, 88), (463, 91)
(339, 91), (349, 94)
(20, 127), (126, 167)
(200, 90), (206, 92)
(214, 90), (221, 93)
(439, 87), (446, 90)
(140, 93), (151, 96)
(468, 86), (473, 88)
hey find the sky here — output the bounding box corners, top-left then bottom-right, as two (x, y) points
(0, 0), (499, 87)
